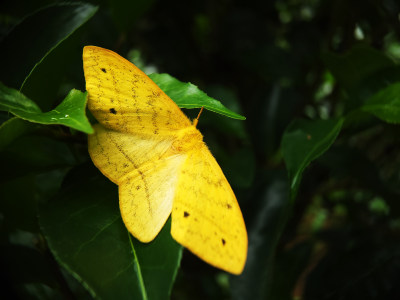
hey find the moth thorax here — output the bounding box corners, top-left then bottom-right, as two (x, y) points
(172, 127), (203, 153)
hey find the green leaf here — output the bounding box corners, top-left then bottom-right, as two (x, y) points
(362, 82), (400, 123)
(149, 73), (246, 120)
(0, 82), (41, 113)
(281, 118), (344, 199)
(0, 2), (98, 89)
(39, 165), (182, 300)
(0, 85), (93, 134)
(131, 220), (182, 300)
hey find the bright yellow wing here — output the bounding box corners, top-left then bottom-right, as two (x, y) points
(119, 152), (186, 242)
(88, 123), (186, 242)
(88, 123), (175, 184)
(171, 145), (248, 275)
(84, 46), (248, 274)
(83, 46), (191, 135)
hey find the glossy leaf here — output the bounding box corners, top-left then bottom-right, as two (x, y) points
(149, 73), (246, 120)
(362, 82), (400, 123)
(39, 165), (182, 300)
(0, 86), (93, 134)
(0, 2), (98, 89)
(281, 118), (344, 199)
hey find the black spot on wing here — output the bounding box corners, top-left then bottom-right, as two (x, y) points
(221, 238), (226, 246)
(101, 68), (107, 73)
(184, 211), (190, 218)
(110, 108), (117, 114)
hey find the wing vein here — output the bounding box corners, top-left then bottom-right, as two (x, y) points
(107, 130), (153, 215)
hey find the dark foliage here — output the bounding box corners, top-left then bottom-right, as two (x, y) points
(1, 0), (400, 299)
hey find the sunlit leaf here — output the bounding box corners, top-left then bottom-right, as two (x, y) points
(149, 73), (246, 120)
(0, 85), (93, 134)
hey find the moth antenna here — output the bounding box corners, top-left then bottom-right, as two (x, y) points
(193, 107), (204, 128)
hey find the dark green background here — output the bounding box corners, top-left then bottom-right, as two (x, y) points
(1, 0), (400, 299)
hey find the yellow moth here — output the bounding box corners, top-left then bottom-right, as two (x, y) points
(82, 46), (248, 274)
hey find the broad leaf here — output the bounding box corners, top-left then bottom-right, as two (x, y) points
(282, 118), (344, 199)
(149, 73), (246, 120)
(39, 165), (182, 300)
(0, 2), (98, 89)
(0, 82), (41, 113)
(0, 85), (93, 134)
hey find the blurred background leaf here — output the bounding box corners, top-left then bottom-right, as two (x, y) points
(362, 82), (400, 123)
(282, 118), (344, 199)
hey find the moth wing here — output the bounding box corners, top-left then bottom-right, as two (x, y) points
(119, 154), (186, 242)
(83, 46), (191, 136)
(171, 145), (248, 274)
(88, 124), (174, 184)
(88, 124), (186, 242)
